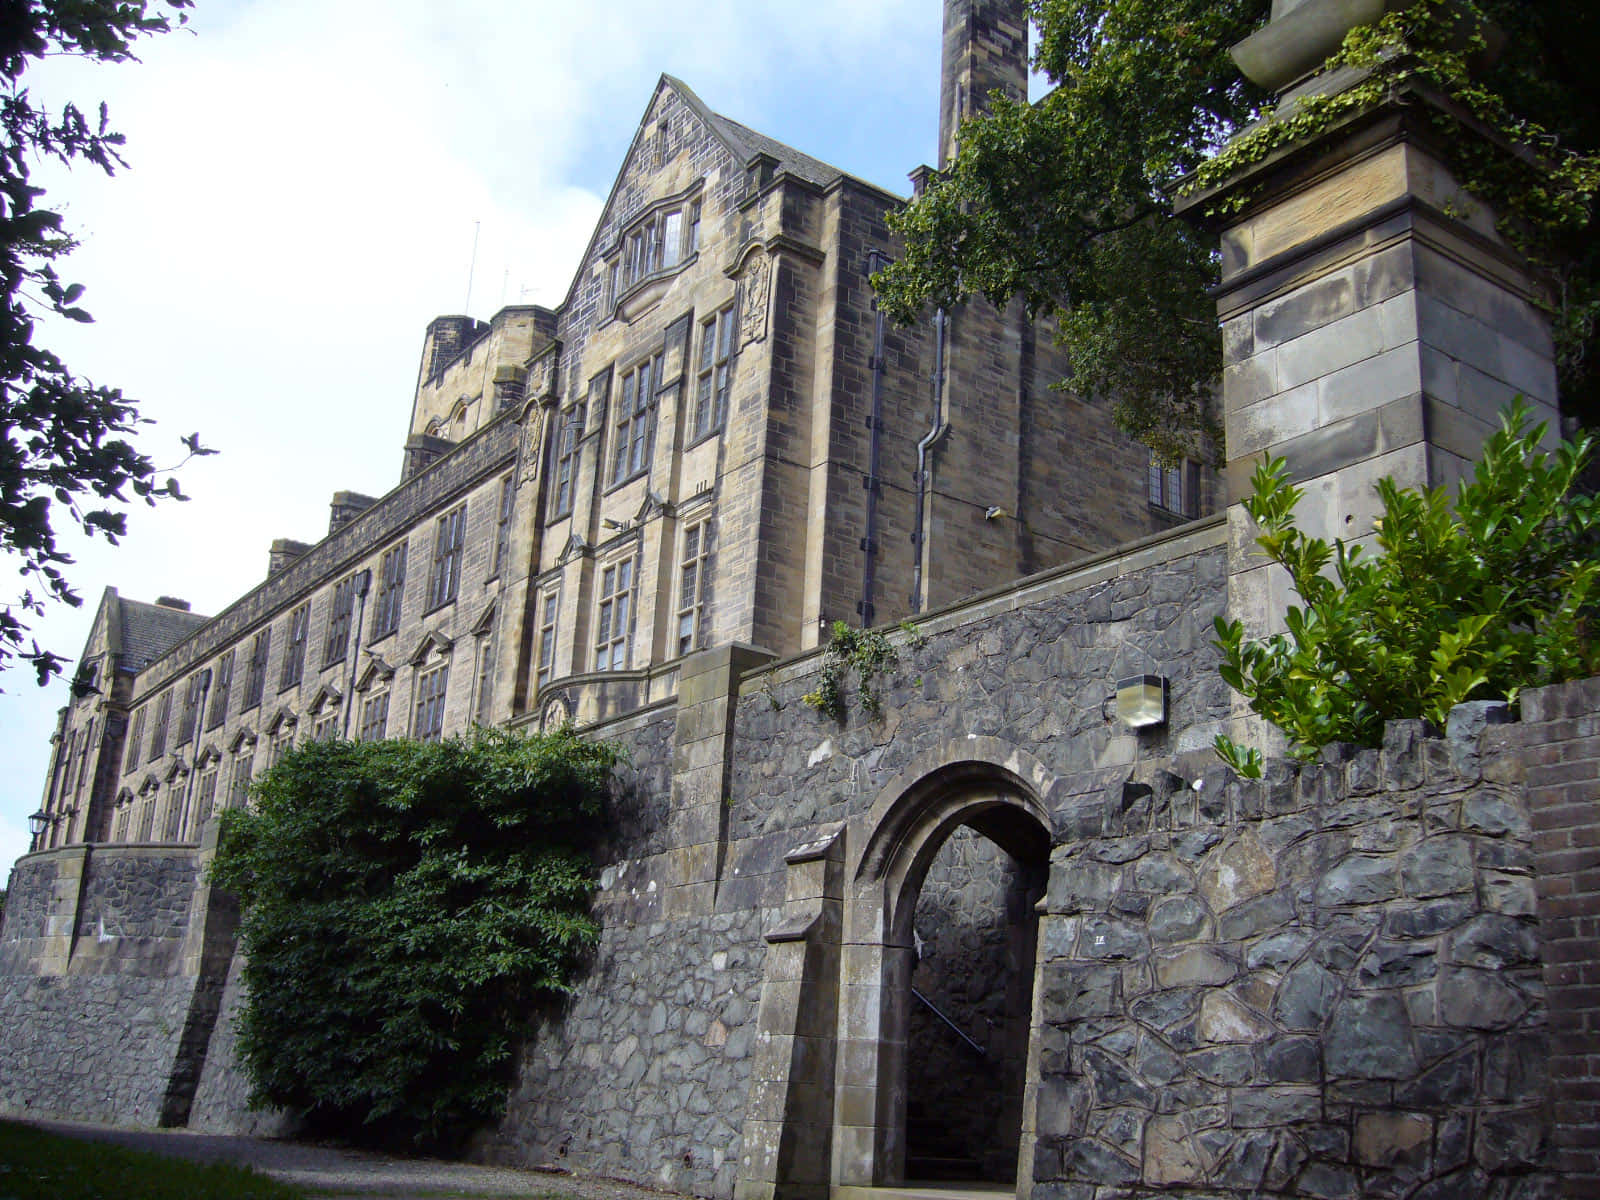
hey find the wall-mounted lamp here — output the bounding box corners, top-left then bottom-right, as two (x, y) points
(1115, 675), (1168, 729)
(26, 809), (49, 839)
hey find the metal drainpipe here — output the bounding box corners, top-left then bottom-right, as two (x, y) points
(342, 569), (373, 738)
(860, 250), (892, 628)
(910, 307), (951, 612)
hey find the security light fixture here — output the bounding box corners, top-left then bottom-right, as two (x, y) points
(1115, 675), (1168, 729)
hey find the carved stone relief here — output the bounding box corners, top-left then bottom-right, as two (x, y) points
(740, 251), (772, 346)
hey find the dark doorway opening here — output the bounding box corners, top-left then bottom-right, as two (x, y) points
(904, 823), (1045, 1183)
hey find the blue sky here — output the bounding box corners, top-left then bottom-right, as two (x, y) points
(0, 0), (965, 867)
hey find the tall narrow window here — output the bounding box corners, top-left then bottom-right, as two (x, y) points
(148, 692), (172, 762)
(550, 410), (580, 518)
(162, 787), (184, 842)
(594, 557), (635, 671)
(611, 356), (658, 485)
(176, 675), (202, 747)
(72, 722), (93, 798)
(244, 629), (270, 710)
(374, 543), (407, 639)
(662, 210), (683, 269)
(280, 604), (309, 690)
(324, 575), (357, 666)
(677, 519), (714, 656)
(229, 751), (252, 810)
(692, 306), (736, 440)
(491, 475), (515, 578)
(269, 721), (295, 767)
(196, 768), (219, 829)
(474, 637), (496, 725)
(123, 709), (145, 774)
(1147, 454), (1200, 518)
(359, 692), (390, 742)
(207, 651), (233, 730)
(413, 664), (449, 742)
(536, 589), (559, 690)
(687, 199), (701, 256)
(427, 505), (466, 610)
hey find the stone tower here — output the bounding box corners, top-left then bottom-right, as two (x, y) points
(938, 0), (1028, 170)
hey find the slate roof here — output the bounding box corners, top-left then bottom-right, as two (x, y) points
(661, 74), (856, 193)
(706, 112), (847, 190)
(117, 598), (209, 673)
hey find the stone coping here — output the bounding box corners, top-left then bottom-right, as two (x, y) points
(739, 514), (1227, 697)
(13, 841), (200, 865)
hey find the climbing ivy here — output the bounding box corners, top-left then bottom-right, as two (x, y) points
(803, 620), (923, 721)
(210, 727), (618, 1151)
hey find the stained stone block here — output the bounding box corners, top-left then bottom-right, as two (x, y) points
(1154, 946), (1237, 989)
(1198, 830), (1276, 913)
(1474, 1108), (1547, 1172)
(1325, 993), (1418, 1079)
(1149, 896), (1211, 944)
(1446, 914), (1539, 970)
(1437, 966), (1527, 1030)
(1263, 1037), (1320, 1083)
(1060, 1137), (1138, 1185)
(1295, 1162), (1360, 1200)
(1460, 789), (1529, 838)
(1143, 1114), (1208, 1186)
(1230, 1086), (1319, 1128)
(1315, 854), (1397, 906)
(1198, 991), (1273, 1044)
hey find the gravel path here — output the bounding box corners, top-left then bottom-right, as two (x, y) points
(23, 1118), (687, 1200)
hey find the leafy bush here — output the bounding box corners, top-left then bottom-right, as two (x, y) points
(210, 726), (618, 1150)
(1215, 401), (1598, 770)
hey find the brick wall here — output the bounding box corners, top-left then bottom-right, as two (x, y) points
(1513, 676), (1600, 1196)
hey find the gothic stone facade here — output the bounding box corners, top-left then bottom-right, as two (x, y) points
(7, 2), (1599, 1199)
(29, 14), (1198, 856)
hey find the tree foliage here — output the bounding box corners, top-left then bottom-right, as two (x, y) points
(874, 0), (1600, 460)
(0, 0), (205, 684)
(210, 727), (619, 1150)
(1214, 401), (1599, 772)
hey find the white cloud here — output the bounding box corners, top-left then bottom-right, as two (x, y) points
(0, 0), (947, 869)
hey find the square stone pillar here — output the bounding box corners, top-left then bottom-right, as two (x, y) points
(668, 643), (775, 917)
(1176, 33), (1560, 744)
(38, 845), (89, 976)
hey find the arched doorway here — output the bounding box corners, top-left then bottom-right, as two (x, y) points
(835, 757), (1053, 1192)
(906, 824), (1045, 1181)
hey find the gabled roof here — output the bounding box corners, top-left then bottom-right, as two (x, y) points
(117, 597), (209, 673)
(558, 74), (865, 313)
(663, 75), (848, 191)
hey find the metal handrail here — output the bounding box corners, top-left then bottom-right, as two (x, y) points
(912, 986), (986, 1056)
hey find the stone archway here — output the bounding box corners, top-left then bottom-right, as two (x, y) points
(833, 756), (1053, 1194)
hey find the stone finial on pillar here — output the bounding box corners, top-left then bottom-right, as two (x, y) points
(1174, 1), (1558, 743)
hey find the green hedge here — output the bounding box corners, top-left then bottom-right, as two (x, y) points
(211, 726), (618, 1149)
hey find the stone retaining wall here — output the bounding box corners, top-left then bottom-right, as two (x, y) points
(1031, 716), (1552, 1197)
(0, 532), (1594, 1200)
(0, 845), (204, 1125)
